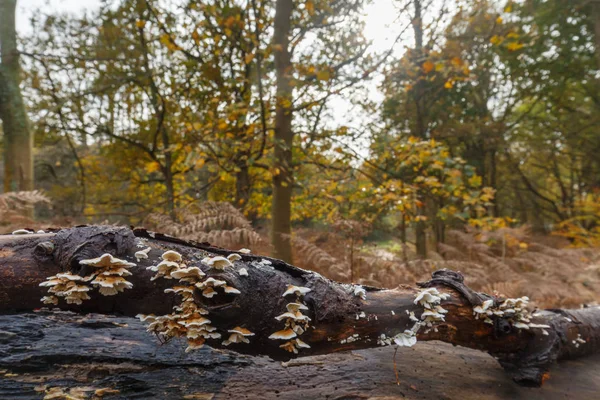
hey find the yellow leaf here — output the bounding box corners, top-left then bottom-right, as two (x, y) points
(244, 53), (255, 64)
(504, 4), (512, 13)
(444, 80), (453, 89)
(490, 35), (502, 45)
(305, 0), (315, 15)
(506, 41), (524, 51)
(519, 242), (528, 249)
(496, 16), (503, 24)
(135, 20), (146, 29)
(422, 60), (434, 73)
(146, 162), (161, 174)
(506, 32), (520, 39)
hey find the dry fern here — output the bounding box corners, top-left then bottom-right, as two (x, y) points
(144, 202), (261, 248)
(0, 190), (51, 231)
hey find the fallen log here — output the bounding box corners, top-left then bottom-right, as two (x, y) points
(1, 225), (599, 387)
(2, 312), (600, 399)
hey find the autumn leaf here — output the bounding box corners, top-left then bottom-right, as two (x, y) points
(422, 60), (434, 73)
(135, 20), (145, 29)
(506, 42), (524, 51)
(490, 35), (502, 45)
(444, 80), (454, 89)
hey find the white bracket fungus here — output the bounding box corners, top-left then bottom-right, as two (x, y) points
(353, 285), (367, 301)
(282, 285), (312, 297)
(239, 248), (251, 254)
(161, 250), (183, 262)
(12, 229), (33, 235)
(271, 285), (312, 352)
(39, 253), (136, 304)
(202, 255), (233, 270)
(238, 268), (248, 277)
(227, 253), (242, 262)
(135, 247), (152, 261)
(222, 327), (255, 346)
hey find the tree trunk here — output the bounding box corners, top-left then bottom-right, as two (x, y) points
(235, 163), (251, 211)
(271, 0), (294, 263)
(2, 226), (600, 387)
(0, 0), (34, 192)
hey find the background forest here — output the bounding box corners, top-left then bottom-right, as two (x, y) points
(1, 0), (600, 308)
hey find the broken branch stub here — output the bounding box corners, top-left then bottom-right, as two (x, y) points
(1, 225), (600, 387)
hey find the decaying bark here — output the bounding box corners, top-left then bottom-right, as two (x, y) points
(1, 225), (600, 387)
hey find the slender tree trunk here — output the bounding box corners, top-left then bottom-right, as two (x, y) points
(3, 226), (600, 387)
(271, 0), (294, 263)
(0, 0), (34, 192)
(235, 162), (251, 211)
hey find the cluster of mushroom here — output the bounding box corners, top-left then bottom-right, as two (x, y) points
(139, 250), (249, 352)
(472, 296), (550, 335)
(39, 253), (135, 305)
(378, 287), (450, 347)
(269, 284), (312, 354)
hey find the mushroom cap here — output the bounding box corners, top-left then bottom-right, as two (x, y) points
(269, 328), (297, 340)
(279, 341), (298, 354)
(170, 267), (206, 280)
(223, 286), (241, 294)
(80, 253), (136, 268)
(393, 331), (417, 347)
(55, 272), (86, 281)
(228, 326), (254, 336)
(202, 287), (217, 298)
(227, 253), (242, 262)
(203, 256), (233, 270)
(162, 250), (183, 262)
(134, 247), (151, 260)
(196, 277), (227, 288)
(282, 285), (312, 297)
(286, 302), (308, 312)
(294, 338), (311, 348)
(275, 311), (311, 322)
(185, 337), (206, 352)
(12, 229), (33, 235)
(179, 317), (211, 327)
(164, 286), (195, 295)
(238, 268), (248, 276)
(239, 248), (251, 254)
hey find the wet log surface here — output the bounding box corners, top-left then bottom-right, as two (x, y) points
(1, 311), (599, 399)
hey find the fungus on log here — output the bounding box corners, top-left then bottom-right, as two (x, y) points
(1, 226), (600, 387)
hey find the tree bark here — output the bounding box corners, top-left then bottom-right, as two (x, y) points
(3, 312), (600, 399)
(270, 0), (294, 263)
(0, 0), (34, 192)
(1, 226), (600, 387)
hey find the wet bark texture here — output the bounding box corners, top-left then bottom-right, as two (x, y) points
(1, 226), (600, 390)
(2, 312), (600, 400)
